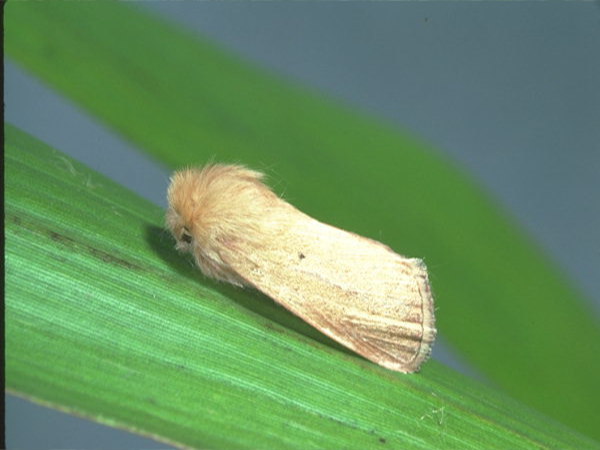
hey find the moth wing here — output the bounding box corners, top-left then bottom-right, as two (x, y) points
(222, 210), (436, 373)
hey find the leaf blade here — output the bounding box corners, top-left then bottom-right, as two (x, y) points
(6, 124), (599, 449)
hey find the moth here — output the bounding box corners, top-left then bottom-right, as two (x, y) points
(166, 164), (436, 373)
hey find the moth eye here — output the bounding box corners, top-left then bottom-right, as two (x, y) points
(181, 228), (193, 244)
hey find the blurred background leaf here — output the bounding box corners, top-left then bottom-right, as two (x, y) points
(5, 1), (600, 444)
(6, 123), (599, 450)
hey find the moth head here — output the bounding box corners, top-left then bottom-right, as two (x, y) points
(165, 164), (275, 287)
(166, 164), (274, 246)
(165, 168), (208, 254)
(165, 209), (194, 253)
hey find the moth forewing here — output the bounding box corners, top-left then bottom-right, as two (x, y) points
(166, 164), (436, 373)
(219, 205), (436, 373)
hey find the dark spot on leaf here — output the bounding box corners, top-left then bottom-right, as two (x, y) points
(379, 437), (387, 444)
(24, 218), (142, 271)
(7, 214), (23, 227)
(87, 247), (140, 270)
(49, 230), (74, 244)
(298, 252), (305, 260)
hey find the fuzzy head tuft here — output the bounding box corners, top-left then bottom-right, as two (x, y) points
(166, 164), (278, 286)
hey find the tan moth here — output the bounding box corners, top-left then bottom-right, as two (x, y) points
(166, 164), (436, 373)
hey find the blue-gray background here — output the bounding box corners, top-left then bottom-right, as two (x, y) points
(5, 3), (599, 449)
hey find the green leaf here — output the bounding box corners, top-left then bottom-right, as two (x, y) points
(5, 2), (600, 441)
(5, 123), (598, 450)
